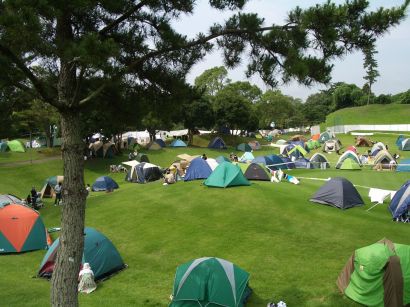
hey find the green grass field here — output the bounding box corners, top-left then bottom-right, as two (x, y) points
(323, 104), (410, 128)
(0, 134), (409, 306)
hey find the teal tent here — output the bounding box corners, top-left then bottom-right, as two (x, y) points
(216, 156), (231, 164)
(38, 227), (125, 281)
(170, 257), (251, 307)
(170, 139), (187, 147)
(397, 159), (410, 172)
(204, 162), (250, 188)
(236, 143), (252, 152)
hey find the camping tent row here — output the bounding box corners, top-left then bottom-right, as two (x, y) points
(89, 141), (116, 158)
(0, 203), (50, 253)
(0, 140), (26, 152)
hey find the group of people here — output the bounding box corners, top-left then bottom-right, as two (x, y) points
(229, 153), (239, 162)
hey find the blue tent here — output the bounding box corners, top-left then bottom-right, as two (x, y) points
(396, 135), (405, 147)
(170, 139), (187, 147)
(279, 156), (295, 169)
(239, 152), (255, 162)
(92, 176), (119, 191)
(208, 137), (226, 149)
(252, 156), (273, 166)
(155, 139), (166, 147)
(397, 159), (410, 172)
(389, 180), (410, 219)
(288, 141), (309, 152)
(184, 157), (213, 181)
(294, 157), (312, 169)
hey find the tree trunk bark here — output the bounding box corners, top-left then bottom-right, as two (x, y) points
(51, 111), (87, 307)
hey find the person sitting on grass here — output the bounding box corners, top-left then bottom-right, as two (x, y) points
(163, 169), (176, 185)
(78, 263), (97, 294)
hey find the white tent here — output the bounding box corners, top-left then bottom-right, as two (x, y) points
(122, 160), (140, 181)
(206, 158), (218, 170)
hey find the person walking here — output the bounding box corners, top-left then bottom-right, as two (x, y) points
(54, 182), (62, 206)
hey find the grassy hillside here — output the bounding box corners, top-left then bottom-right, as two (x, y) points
(0, 134), (409, 306)
(323, 104), (410, 128)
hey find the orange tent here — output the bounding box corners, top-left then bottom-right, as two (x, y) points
(311, 133), (320, 141)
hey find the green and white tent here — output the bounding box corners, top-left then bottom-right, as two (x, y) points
(204, 162), (250, 188)
(170, 257), (251, 307)
(337, 239), (410, 307)
(340, 157), (361, 170)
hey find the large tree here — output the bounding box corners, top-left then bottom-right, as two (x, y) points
(0, 1), (409, 305)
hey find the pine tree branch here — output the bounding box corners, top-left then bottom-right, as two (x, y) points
(0, 43), (59, 108)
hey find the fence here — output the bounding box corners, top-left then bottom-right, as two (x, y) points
(327, 124), (410, 134)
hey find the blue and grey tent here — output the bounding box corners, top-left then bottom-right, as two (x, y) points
(294, 157), (312, 169)
(389, 180), (410, 219)
(400, 138), (410, 151)
(135, 162), (162, 183)
(251, 156), (273, 167)
(155, 139), (166, 147)
(92, 176), (119, 191)
(310, 153), (330, 169)
(208, 137), (226, 149)
(170, 139), (187, 147)
(397, 159), (410, 172)
(396, 135), (405, 147)
(264, 154), (288, 170)
(279, 156), (295, 169)
(184, 157), (212, 181)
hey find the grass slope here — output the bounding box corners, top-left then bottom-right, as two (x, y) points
(323, 104), (410, 128)
(0, 134), (409, 306)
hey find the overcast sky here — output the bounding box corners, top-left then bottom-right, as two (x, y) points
(172, 0), (410, 101)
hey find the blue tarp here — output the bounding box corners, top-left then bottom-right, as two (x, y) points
(92, 176), (119, 191)
(170, 139), (187, 147)
(397, 159), (410, 172)
(389, 180), (410, 219)
(208, 137), (226, 149)
(184, 157), (213, 181)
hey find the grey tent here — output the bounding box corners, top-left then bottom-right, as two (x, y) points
(310, 177), (364, 210)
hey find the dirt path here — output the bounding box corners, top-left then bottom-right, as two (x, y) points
(0, 156), (61, 167)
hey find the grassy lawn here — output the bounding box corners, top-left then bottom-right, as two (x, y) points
(0, 134), (409, 306)
(0, 147), (61, 164)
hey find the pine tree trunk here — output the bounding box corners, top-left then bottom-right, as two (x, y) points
(50, 110), (87, 307)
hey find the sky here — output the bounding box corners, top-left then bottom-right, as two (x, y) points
(172, 0), (410, 101)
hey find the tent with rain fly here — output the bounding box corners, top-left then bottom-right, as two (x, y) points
(155, 138), (166, 148)
(208, 137), (226, 149)
(170, 139), (187, 147)
(340, 157), (361, 170)
(397, 159), (410, 172)
(261, 154), (287, 170)
(373, 150), (395, 167)
(337, 239), (410, 307)
(310, 153), (330, 169)
(215, 155), (230, 164)
(389, 180), (410, 220)
(122, 160), (140, 182)
(396, 135), (405, 147)
(400, 138), (410, 151)
(7, 140), (25, 152)
(294, 157), (312, 169)
(38, 227), (125, 281)
(239, 152), (255, 162)
(356, 137), (372, 147)
(184, 157), (212, 181)
(0, 194), (23, 206)
(248, 141), (261, 150)
(135, 153), (149, 163)
(310, 177), (364, 209)
(134, 162), (162, 183)
(147, 141), (162, 150)
(92, 176), (119, 191)
(170, 257), (251, 307)
(206, 158), (218, 171)
(283, 144), (307, 159)
(335, 151), (361, 169)
(371, 142), (386, 156)
(240, 163), (270, 181)
(0, 141), (8, 152)
(204, 162), (250, 188)
(318, 131), (334, 143)
(322, 139), (341, 153)
(236, 143), (252, 152)
(40, 176), (64, 198)
(0, 203), (50, 253)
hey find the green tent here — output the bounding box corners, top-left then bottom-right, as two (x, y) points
(7, 140), (25, 152)
(204, 162), (250, 188)
(236, 143), (252, 152)
(136, 153), (149, 162)
(288, 145), (307, 157)
(340, 157), (361, 170)
(306, 140), (320, 150)
(170, 257), (251, 307)
(337, 239), (410, 307)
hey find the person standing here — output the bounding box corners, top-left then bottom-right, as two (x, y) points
(30, 186), (38, 209)
(54, 182), (62, 206)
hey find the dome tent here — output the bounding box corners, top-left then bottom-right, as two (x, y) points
(170, 257), (252, 307)
(7, 140), (25, 152)
(134, 162), (162, 183)
(38, 227), (125, 281)
(389, 180), (410, 220)
(0, 194), (23, 206)
(309, 153), (330, 169)
(184, 157), (212, 181)
(92, 176), (119, 191)
(170, 139), (187, 147)
(204, 162), (250, 188)
(154, 138), (166, 148)
(335, 151), (361, 169)
(236, 143), (252, 152)
(40, 175), (64, 198)
(215, 155), (230, 164)
(208, 137), (226, 149)
(240, 163), (270, 181)
(310, 177), (364, 210)
(0, 204), (50, 253)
